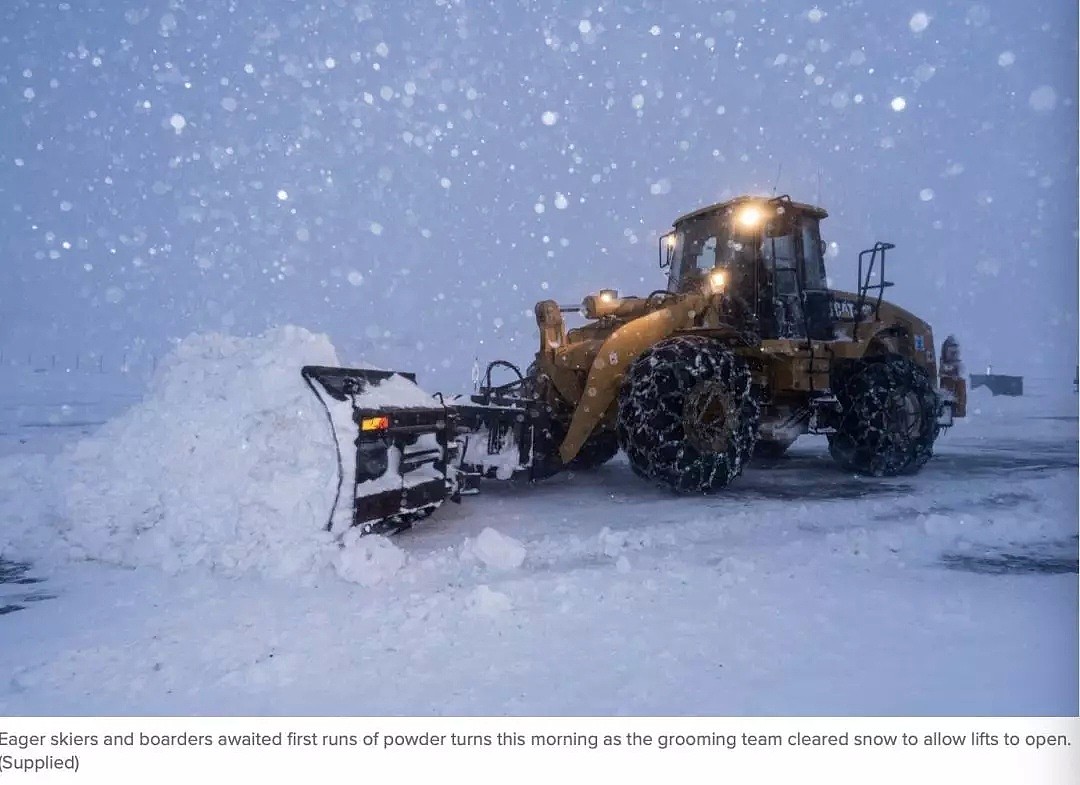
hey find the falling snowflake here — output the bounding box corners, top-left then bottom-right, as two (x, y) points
(649, 178), (671, 196)
(1028, 85), (1057, 112)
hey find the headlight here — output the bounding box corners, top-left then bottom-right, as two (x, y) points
(709, 270), (727, 292)
(736, 204), (763, 229)
(583, 290), (621, 318)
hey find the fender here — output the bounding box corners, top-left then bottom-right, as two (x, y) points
(831, 289), (938, 378)
(558, 295), (703, 463)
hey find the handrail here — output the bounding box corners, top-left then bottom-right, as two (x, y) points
(853, 242), (895, 340)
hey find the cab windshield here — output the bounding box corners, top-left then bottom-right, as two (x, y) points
(671, 214), (750, 274)
(668, 206), (825, 293)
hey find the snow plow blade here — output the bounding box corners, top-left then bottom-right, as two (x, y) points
(301, 365), (462, 535)
(300, 360), (548, 536)
(301, 364), (420, 401)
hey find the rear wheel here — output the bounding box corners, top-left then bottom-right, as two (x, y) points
(828, 354), (941, 476)
(616, 335), (759, 492)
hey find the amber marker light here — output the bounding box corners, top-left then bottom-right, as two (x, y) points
(361, 415), (391, 431)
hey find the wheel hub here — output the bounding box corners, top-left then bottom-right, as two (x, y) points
(894, 390), (923, 439)
(683, 381), (740, 453)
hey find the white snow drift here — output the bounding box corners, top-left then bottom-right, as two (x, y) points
(36, 325), (407, 581)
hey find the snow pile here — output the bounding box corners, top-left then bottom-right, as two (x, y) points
(462, 527), (527, 570)
(51, 326), (349, 578)
(334, 530), (407, 586)
(0, 454), (56, 558)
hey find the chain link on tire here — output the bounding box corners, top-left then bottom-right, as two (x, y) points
(616, 335), (759, 493)
(828, 353), (941, 476)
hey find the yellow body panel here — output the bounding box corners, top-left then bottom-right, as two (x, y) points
(557, 295), (705, 463)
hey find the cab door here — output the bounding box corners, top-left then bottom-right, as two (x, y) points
(796, 217), (835, 340)
(761, 216), (805, 339)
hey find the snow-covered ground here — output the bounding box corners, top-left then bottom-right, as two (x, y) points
(0, 330), (1076, 716)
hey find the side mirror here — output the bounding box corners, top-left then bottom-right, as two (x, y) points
(658, 232), (676, 268)
(819, 239), (827, 257)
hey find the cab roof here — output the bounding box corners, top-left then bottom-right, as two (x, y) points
(673, 194), (829, 226)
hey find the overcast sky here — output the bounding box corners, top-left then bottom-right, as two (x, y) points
(2, 0), (1076, 384)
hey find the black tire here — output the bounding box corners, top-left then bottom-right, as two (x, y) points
(536, 420), (619, 475)
(828, 354), (941, 476)
(616, 335), (760, 492)
(569, 429), (620, 470)
(528, 388), (619, 477)
(753, 435), (797, 460)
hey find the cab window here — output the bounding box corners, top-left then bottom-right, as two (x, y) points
(800, 219), (827, 290)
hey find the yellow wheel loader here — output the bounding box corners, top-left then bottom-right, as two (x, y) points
(302, 194), (966, 534)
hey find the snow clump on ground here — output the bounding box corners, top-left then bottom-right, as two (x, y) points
(462, 527), (527, 570)
(334, 530), (407, 586)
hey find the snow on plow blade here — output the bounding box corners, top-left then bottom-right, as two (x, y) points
(300, 365), (460, 535)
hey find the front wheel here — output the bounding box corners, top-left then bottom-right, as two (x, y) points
(828, 354), (941, 476)
(616, 335), (759, 493)
(530, 402), (620, 478)
(753, 435), (797, 460)
(569, 429), (620, 470)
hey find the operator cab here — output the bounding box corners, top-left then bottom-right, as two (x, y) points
(661, 195), (834, 340)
